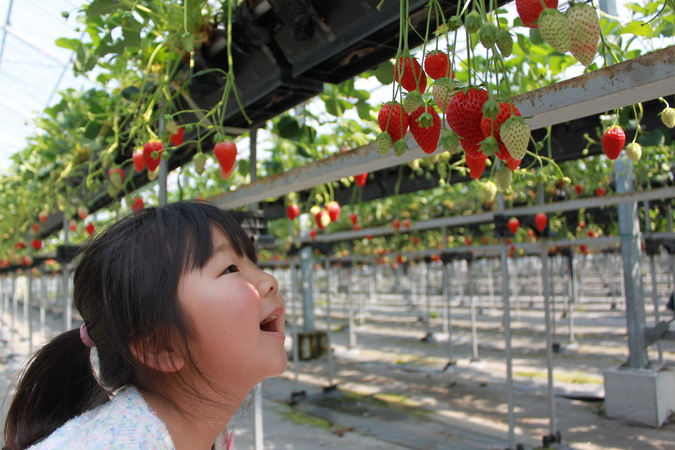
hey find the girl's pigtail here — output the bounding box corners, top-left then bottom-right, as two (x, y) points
(3, 328), (108, 449)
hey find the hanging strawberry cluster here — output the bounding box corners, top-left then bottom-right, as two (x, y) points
(374, 0), (607, 188)
(374, 0), (539, 186)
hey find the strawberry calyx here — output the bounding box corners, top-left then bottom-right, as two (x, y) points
(479, 136), (499, 157)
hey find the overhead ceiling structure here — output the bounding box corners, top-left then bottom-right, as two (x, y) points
(0, 0), (95, 169)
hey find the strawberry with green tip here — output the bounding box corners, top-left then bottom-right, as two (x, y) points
(409, 105), (442, 154)
(108, 168), (124, 189)
(601, 125), (625, 160)
(539, 8), (571, 53)
(566, 2), (599, 67)
(500, 116), (530, 160)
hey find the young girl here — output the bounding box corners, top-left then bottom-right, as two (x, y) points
(3, 201), (287, 449)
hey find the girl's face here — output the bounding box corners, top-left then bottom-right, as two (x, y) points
(177, 229), (287, 393)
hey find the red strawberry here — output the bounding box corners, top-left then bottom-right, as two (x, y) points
(393, 55), (427, 93)
(534, 213), (548, 232)
(349, 213), (359, 225)
(326, 202), (341, 222)
(69, 221), (77, 232)
(286, 204), (300, 221)
(31, 223), (40, 234)
(411, 236), (420, 245)
(309, 229), (317, 239)
(466, 153), (488, 179)
(31, 239), (42, 251)
(214, 140), (238, 174)
(131, 197), (144, 214)
(132, 148), (145, 172)
(464, 236), (473, 246)
(424, 51), (451, 80)
(595, 187), (606, 196)
(354, 173), (368, 187)
(143, 141), (163, 172)
(579, 221), (586, 228)
(508, 217), (520, 234)
(506, 156), (521, 171)
(39, 213), (47, 223)
(446, 88), (489, 158)
(392, 219), (401, 230)
(516, 0), (558, 28)
(575, 183), (583, 194)
(85, 223), (95, 236)
(15, 241), (25, 250)
(353, 224), (361, 231)
(378, 102), (409, 142)
(108, 168), (124, 189)
(409, 105), (441, 154)
(402, 219), (411, 229)
(170, 127), (184, 147)
(601, 126), (625, 160)
(481, 102), (521, 160)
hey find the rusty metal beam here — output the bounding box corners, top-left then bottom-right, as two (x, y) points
(211, 48), (675, 210)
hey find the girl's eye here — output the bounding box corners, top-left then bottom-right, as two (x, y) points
(222, 265), (240, 275)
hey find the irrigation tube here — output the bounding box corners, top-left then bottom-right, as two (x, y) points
(541, 240), (558, 438)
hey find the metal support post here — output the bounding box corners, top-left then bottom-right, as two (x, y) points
(253, 382), (263, 450)
(567, 253), (577, 343)
(468, 260), (478, 361)
(289, 263), (305, 403)
(347, 266), (357, 348)
(324, 260), (337, 390)
(541, 240), (560, 445)
(443, 262), (454, 363)
(26, 271), (33, 351)
(299, 245), (315, 333)
(615, 157), (649, 369)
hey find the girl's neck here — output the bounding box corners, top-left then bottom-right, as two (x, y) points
(141, 388), (245, 450)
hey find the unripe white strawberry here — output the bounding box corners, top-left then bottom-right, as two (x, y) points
(500, 116), (530, 160)
(566, 2), (599, 67)
(495, 166), (513, 191)
(481, 181), (498, 203)
(625, 142), (642, 162)
(432, 78), (456, 112)
(661, 107), (675, 128)
(539, 8), (570, 54)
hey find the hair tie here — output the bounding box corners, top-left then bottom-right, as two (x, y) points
(79, 323), (95, 348)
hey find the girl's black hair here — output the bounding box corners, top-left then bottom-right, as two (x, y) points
(3, 201), (257, 449)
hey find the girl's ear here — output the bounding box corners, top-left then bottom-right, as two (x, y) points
(129, 337), (185, 373)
